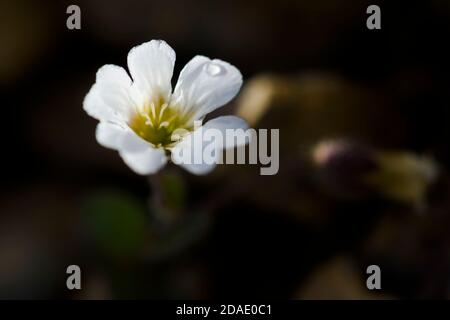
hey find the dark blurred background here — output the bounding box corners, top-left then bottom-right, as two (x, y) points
(1, 0), (450, 299)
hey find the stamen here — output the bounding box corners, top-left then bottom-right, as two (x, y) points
(158, 103), (169, 122)
(150, 102), (157, 120)
(141, 112), (154, 127)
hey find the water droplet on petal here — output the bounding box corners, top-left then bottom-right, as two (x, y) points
(204, 62), (225, 77)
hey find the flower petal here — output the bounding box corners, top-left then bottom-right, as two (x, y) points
(96, 121), (167, 174)
(171, 145), (218, 175)
(119, 145), (167, 175)
(96, 121), (157, 150)
(202, 116), (249, 149)
(171, 56), (242, 122)
(170, 116), (248, 175)
(95, 122), (128, 150)
(170, 126), (215, 175)
(127, 40), (175, 103)
(176, 160), (217, 175)
(83, 65), (136, 123)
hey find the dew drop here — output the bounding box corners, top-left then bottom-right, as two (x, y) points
(204, 62), (225, 77)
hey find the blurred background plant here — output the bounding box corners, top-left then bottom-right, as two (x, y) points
(1, 0), (450, 299)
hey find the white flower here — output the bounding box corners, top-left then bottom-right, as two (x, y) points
(83, 40), (248, 175)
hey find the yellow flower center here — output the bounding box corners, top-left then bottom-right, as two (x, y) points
(128, 97), (193, 148)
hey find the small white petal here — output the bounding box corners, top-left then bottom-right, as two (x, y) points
(172, 56), (242, 122)
(95, 122), (127, 150)
(203, 116), (249, 149)
(96, 122), (156, 151)
(119, 146), (167, 175)
(127, 40), (175, 103)
(171, 147), (218, 175)
(176, 160), (217, 175)
(83, 65), (135, 123)
(170, 116), (247, 175)
(96, 122), (167, 174)
(170, 127), (216, 175)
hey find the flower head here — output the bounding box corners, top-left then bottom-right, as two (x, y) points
(84, 40), (248, 175)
